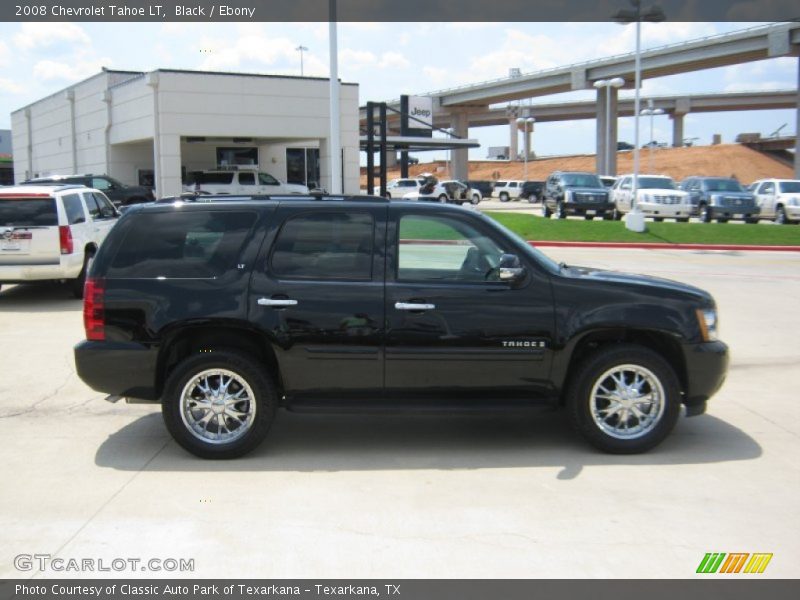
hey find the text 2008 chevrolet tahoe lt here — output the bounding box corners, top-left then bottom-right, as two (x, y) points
(74, 195), (728, 459)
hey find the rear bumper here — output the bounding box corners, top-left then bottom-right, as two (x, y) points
(0, 255), (82, 283)
(681, 340), (728, 409)
(74, 340), (160, 401)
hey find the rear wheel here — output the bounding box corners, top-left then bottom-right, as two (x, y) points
(744, 217), (759, 224)
(499, 192), (510, 203)
(72, 252), (94, 299)
(653, 217), (664, 222)
(566, 344), (681, 454)
(438, 194), (448, 204)
(162, 350), (277, 459)
(471, 193), (481, 205)
(584, 215), (594, 221)
(717, 217), (728, 224)
(676, 217), (689, 223)
(612, 207), (622, 221)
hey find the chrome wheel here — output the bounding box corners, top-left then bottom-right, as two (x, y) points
(775, 207), (786, 225)
(180, 368), (256, 445)
(589, 364), (665, 440)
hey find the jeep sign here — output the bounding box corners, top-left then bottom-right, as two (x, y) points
(407, 96), (433, 129)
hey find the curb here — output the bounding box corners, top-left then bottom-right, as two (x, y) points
(528, 241), (800, 252)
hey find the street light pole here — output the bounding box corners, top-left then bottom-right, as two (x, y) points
(641, 99), (665, 172)
(295, 45), (308, 77)
(592, 77), (625, 175)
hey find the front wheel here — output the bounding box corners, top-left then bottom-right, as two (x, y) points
(556, 202), (567, 219)
(775, 206), (787, 225)
(542, 202), (552, 218)
(162, 350), (277, 459)
(699, 204), (712, 223)
(653, 217), (664, 222)
(612, 208), (622, 221)
(676, 217), (689, 223)
(438, 194), (449, 204)
(471, 194), (481, 205)
(499, 192), (510, 203)
(566, 344), (681, 454)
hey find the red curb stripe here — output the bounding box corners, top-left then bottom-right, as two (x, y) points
(527, 241), (800, 252)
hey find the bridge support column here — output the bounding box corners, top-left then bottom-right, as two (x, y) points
(795, 57), (800, 177)
(450, 111), (469, 181)
(671, 113), (685, 147)
(509, 117), (518, 161)
(595, 86), (619, 175)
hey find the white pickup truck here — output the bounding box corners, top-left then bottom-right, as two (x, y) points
(184, 170), (308, 195)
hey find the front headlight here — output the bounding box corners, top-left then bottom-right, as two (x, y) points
(787, 198), (799, 207)
(696, 308), (719, 342)
(641, 193), (653, 203)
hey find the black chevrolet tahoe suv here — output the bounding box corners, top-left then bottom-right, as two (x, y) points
(22, 174), (155, 207)
(542, 171), (614, 220)
(74, 195), (728, 459)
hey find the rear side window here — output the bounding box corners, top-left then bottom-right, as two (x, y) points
(270, 212), (374, 280)
(239, 172), (256, 186)
(188, 172), (235, 185)
(62, 194), (86, 224)
(0, 197), (58, 226)
(108, 211), (257, 279)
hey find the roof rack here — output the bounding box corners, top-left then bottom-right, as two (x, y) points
(157, 193), (390, 204)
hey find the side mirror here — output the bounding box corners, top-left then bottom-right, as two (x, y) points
(497, 253), (526, 283)
(100, 207), (116, 219)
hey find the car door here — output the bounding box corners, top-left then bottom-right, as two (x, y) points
(238, 171), (258, 195)
(258, 172), (283, 195)
(755, 181), (775, 217)
(384, 206), (556, 402)
(82, 191), (117, 244)
(248, 203), (387, 402)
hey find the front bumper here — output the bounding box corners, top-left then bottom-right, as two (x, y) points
(638, 203), (693, 218)
(785, 205), (800, 221)
(709, 206), (760, 220)
(681, 340), (728, 412)
(74, 340), (160, 401)
(564, 202), (614, 215)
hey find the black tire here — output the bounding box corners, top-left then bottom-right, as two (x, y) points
(699, 204), (711, 223)
(584, 215), (594, 221)
(471, 194), (481, 205)
(72, 253), (94, 299)
(438, 194), (448, 204)
(744, 217), (759, 224)
(162, 350), (277, 459)
(676, 217), (689, 223)
(653, 217), (664, 222)
(775, 206), (787, 225)
(542, 202), (552, 218)
(499, 192), (510, 203)
(717, 218), (728, 224)
(556, 202), (567, 219)
(602, 213), (613, 221)
(612, 208), (622, 221)
(566, 344), (681, 454)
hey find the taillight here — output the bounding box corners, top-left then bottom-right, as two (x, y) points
(83, 278), (105, 341)
(59, 225), (74, 255)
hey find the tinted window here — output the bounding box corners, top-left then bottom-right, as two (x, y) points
(62, 193), (86, 224)
(84, 193), (101, 219)
(108, 211), (257, 279)
(704, 178), (743, 192)
(638, 177), (675, 190)
(91, 177), (112, 191)
(561, 173), (603, 188)
(271, 212), (374, 280)
(188, 172), (235, 185)
(258, 173), (279, 186)
(760, 182), (774, 194)
(92, 192), (116, 219)
(239, 172), (256, 186)
(495, 181), (507, 187)
(779, 182), (800, 194)
(397, 215), (504, 283)
(0, 197), (58, 226)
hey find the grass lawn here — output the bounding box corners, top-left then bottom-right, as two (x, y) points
(485, 212), (800, 246)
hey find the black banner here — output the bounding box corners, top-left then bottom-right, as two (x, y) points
(2, 580), (800, 600)
(1, 0), (799, 22)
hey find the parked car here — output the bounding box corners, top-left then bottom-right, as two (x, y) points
(492, 180), (525, 202)
(610, 175), (693, 222)
(679, 177), (759, 223)
(0, 185), (118, 297)
(542, 171), (614, 220)
(466, 180), (494, 201)
(617, 142), (635, 151)
(519, 181), (545, 203)
(749, 179), (800, 225)
(403, 178), (480, 205)
(184, 169), (308, 196)
(372, 177), (424, 198)
(73, 195), (728, 458)
(21, 174), (154, 207)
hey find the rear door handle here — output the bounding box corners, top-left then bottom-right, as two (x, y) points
(258, 298), (298, 307)
(395, 302), (435, 311)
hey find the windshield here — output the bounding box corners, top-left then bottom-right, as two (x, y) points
(638, 177), (675, 190)
(562, 173), (602, 188)
(705, 178), (743, 192)
(779, 181), (800, 194)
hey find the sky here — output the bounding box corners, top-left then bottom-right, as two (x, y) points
(0, 21), (797, 161)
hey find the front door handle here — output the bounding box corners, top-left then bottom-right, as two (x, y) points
(395, 302), (435, 311)
(258, 297), (298, 307)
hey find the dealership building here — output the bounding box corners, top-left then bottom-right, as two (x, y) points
(10, 68), (360, 196)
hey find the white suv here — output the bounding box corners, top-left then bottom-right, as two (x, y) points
(750, 178), (800, 224)
(372, 178), (424, 198)
(0, 185), (118, 297)
(184, 169), (309, 195)
(492, 180), (525, 202)
(611, 174), (693, 222)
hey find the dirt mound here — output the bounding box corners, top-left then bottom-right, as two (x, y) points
(361, 144), (794, 187)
